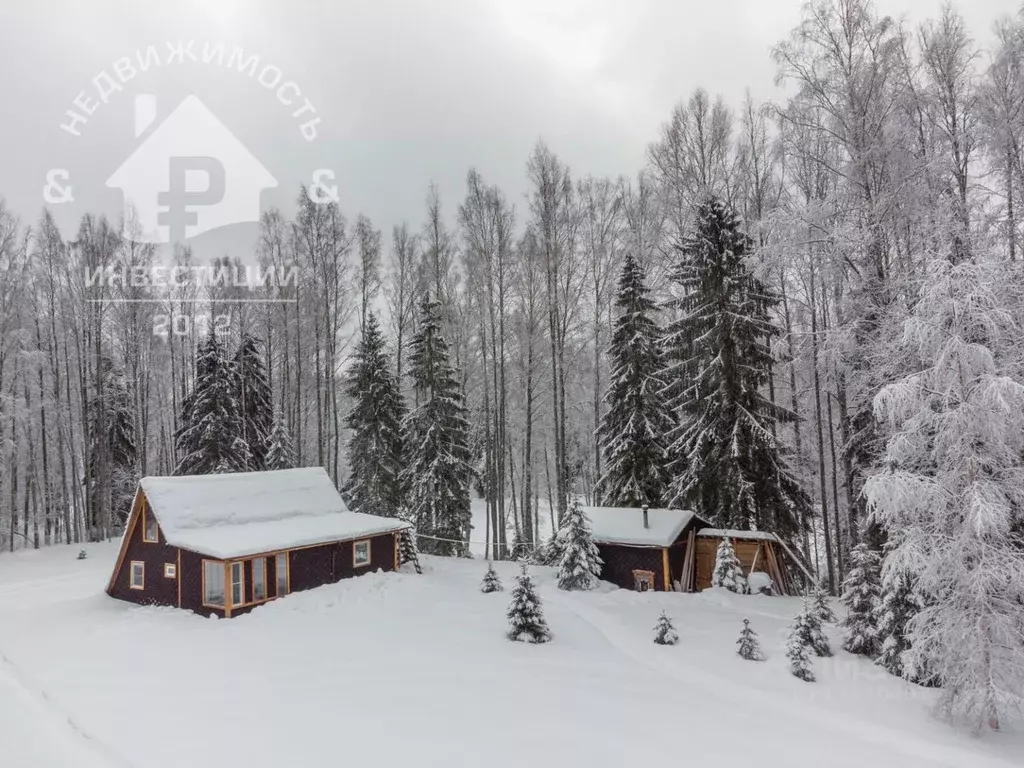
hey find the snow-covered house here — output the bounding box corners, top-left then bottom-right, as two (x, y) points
(587, 506), (710, 592)
(106, 468), (410, 617)
(585, 506), (811, 595)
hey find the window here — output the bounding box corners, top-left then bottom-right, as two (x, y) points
(275, 552), (289, 596)
(230, 561), (245, 606)
(203, 560), (225, 607)
(633, 570), (655, 592)
(164, 563), (176, 579)
(353, 539), (371, 567)
(129, 561), (145, 590)
(143, 509), (158, 543)
(252, 557), (266, 601)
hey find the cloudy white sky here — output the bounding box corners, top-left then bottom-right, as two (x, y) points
(0, 0), (1014, 256)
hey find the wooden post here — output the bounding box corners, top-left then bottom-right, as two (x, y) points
(224, 561), (232, 618)
(764, 544), (786, 596)
(681, 529), (697, 592)
(662, 548), (671, 591)
(750, 542), (762, 575)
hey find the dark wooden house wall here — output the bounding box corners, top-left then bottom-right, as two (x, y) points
(289, 533), (397, 593)
(597, 543), (667, 591)
(107, 491), (180, 608)
(667, 542), (687, 589)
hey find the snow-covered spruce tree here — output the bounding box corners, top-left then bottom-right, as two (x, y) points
(87, 354), (137, 530)
(396, 527), (422, 574)
(556, 496), (603, 590)
(595, 252), (674, 506)
(232, 333), (273, 469)
(532, 531), (565, 567)
(811, 588), (837, 624)
(737, 618), (764, 661)
(400, 297), (472, 556)
(711, 536), (747, 593)
(865, 257), (1024, 731)
(795, 600), (832, 657)
(840, 542), (881, 657)
(264, 413), (296, 470)
(174, 331), (250, 475)
(653, 611), (679, 645)
(663, 196), (809, 539)
(343, 311), (406, 517)
(785, 617), (815, 682)
(481, 563), (503, 593)
(507, 566), (551, 643)
(875, 566), (923, 680)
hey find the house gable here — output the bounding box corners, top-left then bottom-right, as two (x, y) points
(106, 489), (180, 608)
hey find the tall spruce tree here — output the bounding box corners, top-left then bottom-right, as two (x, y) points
(87, 355), (137, 528)
(264, 413), (296, 470)
(233, 333), (273, 469)
(595, 253), (674, 506)
(663, 196), (809, 539)
(400, 297), (472, 555)
(343, 312), (406, 517)
(175, 331), (250, 475)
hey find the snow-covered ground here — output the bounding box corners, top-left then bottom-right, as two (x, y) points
(0, 543), (1021, 768)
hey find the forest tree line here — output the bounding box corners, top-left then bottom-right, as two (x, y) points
(2, 0), (1024, 601)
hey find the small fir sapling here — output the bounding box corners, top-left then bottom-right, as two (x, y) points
(77, 549), (87, 560)
(507, 566), (551, 643)
(796, 600), (833, 657)
(736, 618), (764, 661)
(653, 611), (679, 645)
(785, 618), (816, 682)
(480, 563), (503, 593)
(396, 527), (423, 574)
(711, 537), (747, 594)
(811, 587), (837, 623)
(556, 496), (603, 591)
(841, 542), (881, 657)
(875, 567), (923, 680)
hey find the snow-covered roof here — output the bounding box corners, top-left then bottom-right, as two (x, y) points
(585, 506), (704, 547)
(697, 528), (779, 542)
(139, 468), (409, 559)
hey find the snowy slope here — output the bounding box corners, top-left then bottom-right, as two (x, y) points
(0, 544), (1021, 768)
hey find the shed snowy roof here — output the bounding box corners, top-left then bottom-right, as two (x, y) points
(139, 468), (408, 559)
(585, 506), (705, 547)
(697, 528), (779, 542)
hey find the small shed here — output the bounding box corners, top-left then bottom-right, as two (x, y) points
(693, 528), (813, 596)
(106, 467), (410, 617)
(587, 506), (710, 592)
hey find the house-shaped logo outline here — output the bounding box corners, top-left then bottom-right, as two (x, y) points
(106, 95), (277, 244)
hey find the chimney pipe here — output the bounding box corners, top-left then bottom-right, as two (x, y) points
(642, 505), (649, 529)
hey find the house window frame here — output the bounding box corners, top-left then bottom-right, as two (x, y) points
(202, 559), (226, 608)
(632, 569), (655, 592)
(164, 562), (176, 579)
(252, 557), (267, 602)
(142, 508), (158, 544)
(275, 552), (289, 597)
(230, 561), (245, 607)
(353, 539), (371, 568)
(129, 561), (145, 590)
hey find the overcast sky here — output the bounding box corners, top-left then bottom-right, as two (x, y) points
(0, 0), (1014, 258)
